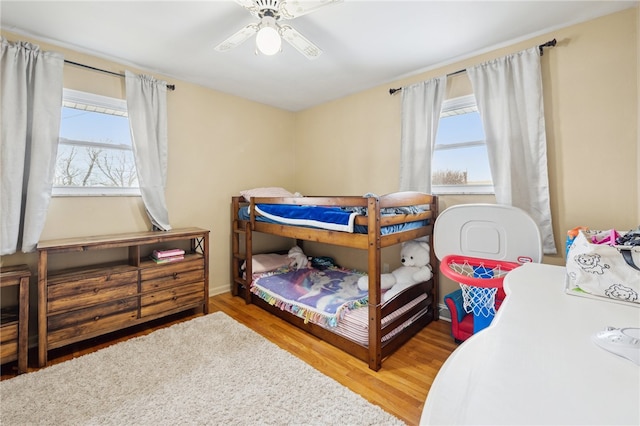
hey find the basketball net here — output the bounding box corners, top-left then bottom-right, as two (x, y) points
(459, 284), (498, 317)
(447, 259), (512, 317)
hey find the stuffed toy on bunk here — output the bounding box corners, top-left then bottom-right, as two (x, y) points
(357, 239), (433, 302)
(288, 245), (310, 270)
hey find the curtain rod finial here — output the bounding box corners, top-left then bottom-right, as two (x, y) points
(539, 38), (557, 55)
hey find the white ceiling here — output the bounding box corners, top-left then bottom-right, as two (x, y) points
(1, 1), (637, 111)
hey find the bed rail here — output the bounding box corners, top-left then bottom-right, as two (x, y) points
(237, 192), (435, 248)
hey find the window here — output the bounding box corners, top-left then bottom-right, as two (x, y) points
(53, 89), (140, 196)
(432, 95), (493, 194)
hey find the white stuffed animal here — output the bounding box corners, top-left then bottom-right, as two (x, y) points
(357, 240), (433, 302)
(288, 245), (309, 270)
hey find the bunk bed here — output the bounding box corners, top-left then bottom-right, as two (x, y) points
(230, 191), (439, 371)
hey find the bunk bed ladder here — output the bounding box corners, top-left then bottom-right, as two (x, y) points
(231, 196), (252, 303)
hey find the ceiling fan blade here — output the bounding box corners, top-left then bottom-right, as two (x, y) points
(234, 0), (255, 7)
(280, 25), (322, 60)
(214, 23), (259, 52)
(280, 0), (342, 19)
(234, 0), (261, 17)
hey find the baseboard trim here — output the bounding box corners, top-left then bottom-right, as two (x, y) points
(210, 284), (231, 297)
(438, 303), (451, 322)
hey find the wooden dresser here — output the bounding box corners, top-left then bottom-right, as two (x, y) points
(37, 227), (209, 367)
(0, 264), (30, 373)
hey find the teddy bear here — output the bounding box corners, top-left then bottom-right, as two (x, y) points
(288, 245), (310, 270)
(357, 240), (433, 302)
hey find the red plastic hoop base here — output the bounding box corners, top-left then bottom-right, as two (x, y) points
(439, 255), (521, 289)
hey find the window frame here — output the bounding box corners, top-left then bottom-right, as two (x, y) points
(431, 94), (494, 195)
(52, 89), (141, 197)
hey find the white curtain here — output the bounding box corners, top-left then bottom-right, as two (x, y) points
(125, 71), (171, 231)
(467, 47), (556, 254)
(0, 38), (63, 255)
(399, 76), (447, 193)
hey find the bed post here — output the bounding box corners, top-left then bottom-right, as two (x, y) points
(431, 195), (440, 320)
(366, 195), (382, 371)
(244, 221), (253, 304)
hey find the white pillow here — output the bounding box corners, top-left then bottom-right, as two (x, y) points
(240, 187), (296, 201)
(241, 253), (290, 273)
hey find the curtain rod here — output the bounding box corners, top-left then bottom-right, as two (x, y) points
(389, 38), (556, 95)
(64, 60), (176, 91)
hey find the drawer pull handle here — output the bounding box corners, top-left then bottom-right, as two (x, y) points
(172, 296), (178, 301)
(94, 316), (100, 321)
(173, 273), (178, 279)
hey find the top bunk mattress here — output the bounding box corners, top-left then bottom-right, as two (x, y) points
(238, 204), (428, 234)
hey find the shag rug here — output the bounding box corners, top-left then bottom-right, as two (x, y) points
(0, 312), (403, 425)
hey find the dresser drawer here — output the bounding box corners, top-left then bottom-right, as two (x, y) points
(47, 300), (139, 348)
(140, 269), (204, 293)
(47, 268), (138, 313)
(0, 323), (18, 362)
(140, 255), (204, 281)
(140, 281), (205, 317)
(0, 323), (18, 343)
(48, 297), (138, 331)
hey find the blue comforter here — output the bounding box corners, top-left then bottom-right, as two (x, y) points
(239, 204), (428, 234)
(256, 204), (358, 233)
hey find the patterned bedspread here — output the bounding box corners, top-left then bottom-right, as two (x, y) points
(250, 267), (367, 327)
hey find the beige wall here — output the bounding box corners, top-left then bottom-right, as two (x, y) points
(295, 8), (638, 298)
(0, 31), (297, 297)
(1, 8), (638, 306)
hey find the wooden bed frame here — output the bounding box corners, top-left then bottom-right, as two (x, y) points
(230, 192), (439, 371)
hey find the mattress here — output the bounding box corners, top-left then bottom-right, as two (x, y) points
(238, 205), (427, 234)
(320, 293), (430, 346)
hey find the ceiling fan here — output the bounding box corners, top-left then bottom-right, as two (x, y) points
(215, 0), (342, 60)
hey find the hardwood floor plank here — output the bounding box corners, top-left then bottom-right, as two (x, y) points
(1, 292), (458, 425)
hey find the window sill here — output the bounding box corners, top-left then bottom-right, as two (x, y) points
(52, 187), (141, 197)
(431, 184), (494, 195)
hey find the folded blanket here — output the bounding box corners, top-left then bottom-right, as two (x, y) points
(256, 204), (358, 233)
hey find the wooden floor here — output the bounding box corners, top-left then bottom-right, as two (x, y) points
(1, 292), (458, 425)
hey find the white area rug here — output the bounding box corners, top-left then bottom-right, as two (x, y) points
(1, 312), (403, 425)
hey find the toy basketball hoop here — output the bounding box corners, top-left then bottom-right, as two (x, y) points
(440, 255), (521, 333)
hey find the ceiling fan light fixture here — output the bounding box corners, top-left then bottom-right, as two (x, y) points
(256, 17), (281, 56)
(217, 0), (340, 59)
